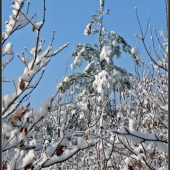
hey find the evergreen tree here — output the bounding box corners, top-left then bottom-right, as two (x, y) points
(56, 0), (142, 130)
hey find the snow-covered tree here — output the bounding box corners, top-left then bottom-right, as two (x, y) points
(2, 0), (168, 170)
(1, 1), (75, 169)
(107, 6), (168, 170)
(47, 1), (168, 170)
(2, 1), (103, 170)
(42, 0), (157, 169)
(55, 0), (141, 132)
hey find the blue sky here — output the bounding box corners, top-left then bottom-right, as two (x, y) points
(2, 1), (167, 110)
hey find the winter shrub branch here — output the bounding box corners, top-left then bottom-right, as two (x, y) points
(2, 0), (168, 170)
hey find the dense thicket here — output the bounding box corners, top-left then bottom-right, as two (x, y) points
(2, 0), (168, 170)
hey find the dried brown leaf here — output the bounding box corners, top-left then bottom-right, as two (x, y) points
(149, 149), (155, 158)
(2, 161), (7, 170)
(24, 163), (32, 170)
(56, 145), (64, 156)
(157, 119), (160, 126)
(153, 121), (157, 126)
(139, 149), (143, 153)
(11, 115), (18, 124)
(24, 128), (28, 136)
(20, 127), (24, 132)
(128, 164), (134, 170)
(18, 106), (24, 119)
(19, 80), (25, 91)
(27, 117), (29, 123)
(11, 106), (25, 124)
(146, 122), (150, 128)
(32, 26), (36, 32)
(137, 161), (142, 168)
(159, 157), (162, 163)
(40, 116), (43, 122)
(6, 136), (10, 140)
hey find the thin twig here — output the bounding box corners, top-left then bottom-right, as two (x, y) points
(12, 79), (17, 94)
(16, 53), (29, 70)
(154, 28), (167, 55)
(149, 25), (161, 61)
(135, 9), (144, 39)
(26, 1), (30, 15)
(135, 9), (167, 71)
(144, 14), (150, 39)
(30, 30), (40, 70)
